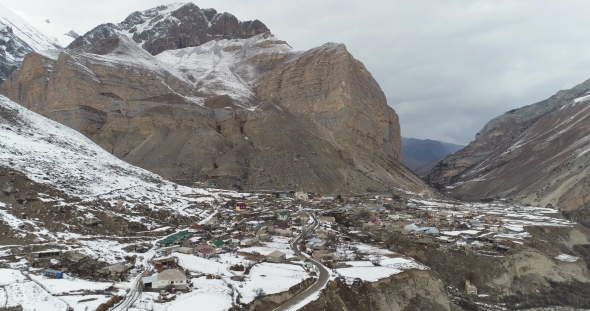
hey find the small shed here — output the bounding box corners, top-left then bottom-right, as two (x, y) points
(43, 269), (63, 278)
(267, 250), (286, 263)
(177, 247), (194, 255)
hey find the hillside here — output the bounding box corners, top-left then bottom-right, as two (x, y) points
(401, 137), (463, 176)
(426, 78), (590, 227)
(0, 3), (430, 195)
(0, 93), (219, 242)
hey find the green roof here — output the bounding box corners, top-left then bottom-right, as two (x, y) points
(212, 240), (225, 247)
(279, 211), (289, 216)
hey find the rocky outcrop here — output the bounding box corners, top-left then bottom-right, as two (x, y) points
(68, 3), (269, 55)
(300, 270), (452, 311)
(0, 4), (431, 195)
(426, 78), (590, 226)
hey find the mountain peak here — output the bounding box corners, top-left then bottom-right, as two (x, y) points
(70, 2), (270, 55)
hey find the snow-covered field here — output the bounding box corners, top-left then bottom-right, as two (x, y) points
(29, 273), (113, 294)
(2, 281), (68, 310)
(0, 268), (27, 285)
(170, 253), (310, 306)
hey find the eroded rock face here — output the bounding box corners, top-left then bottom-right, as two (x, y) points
(68, 3), (269, 55)
(1, 4), (430, 195)
(426, 78), (590, 226)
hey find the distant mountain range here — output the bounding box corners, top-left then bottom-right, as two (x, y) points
(401, 137), (464, 176)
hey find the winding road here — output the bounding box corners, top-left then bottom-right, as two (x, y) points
(273, 214), (331, 311)
(112, 249), (155, 311)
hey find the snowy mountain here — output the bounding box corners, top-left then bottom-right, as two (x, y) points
(0, 4), (61, 82)
(69, 3), (268, 55)
(11, 8), (78, 47)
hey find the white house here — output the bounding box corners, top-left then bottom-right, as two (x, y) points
(142, 269), (187, 290)
(295, 192), (309, 201)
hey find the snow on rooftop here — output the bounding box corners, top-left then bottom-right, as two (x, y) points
(555, 254), (579, 262)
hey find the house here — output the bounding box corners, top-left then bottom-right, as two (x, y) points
(236, 203), (247, 212)
(273, 222), (293, 237)
(196, 247), (214, 258)
(319, 216), (336, 225)
(208, 217), (219, 225)
(246, 196), (258, 202)
(42, 269), (63, 278)
(277, 211), (289, 221)
(188, 224), (204, 233)
(407, 203), (417, 208)
(388, 214), (402, 221)
(240, 238), (257, 246)
(258, 233), (270, 241)
(426, 216), (437, 225)
(266, 250), (287, 263)
(29, 250), (61, 265)
(295, 192), (309, 201)
(98, 262), (128, 279)
(338, 205), (354, 213)
(306, 238), (326, 250)
(321, 196), (335, 201)
(211, 240), (226, 249)
(232, 233), (246, 244)
(312, 250), (339, 262)
(483, 215), (502, 223)
(142, 269), (187, 290)
(465, 280), (477, 295)
(177, 247), (194, 255)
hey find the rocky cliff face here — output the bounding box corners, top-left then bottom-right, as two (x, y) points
(426, 79), (590, 226)
(1, 3), (430, 194)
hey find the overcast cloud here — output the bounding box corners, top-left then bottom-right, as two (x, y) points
(3, 0), (590, 144)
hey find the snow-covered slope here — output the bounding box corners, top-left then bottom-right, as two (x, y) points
(0, 4), (60, 82)
(156, 34), (295, 107)
(0, 5), (59, 51)
(11, 8), (77, 47)
(0, 94), (218, 217)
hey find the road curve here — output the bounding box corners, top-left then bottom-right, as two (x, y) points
(273, 214), (330, 311)
(112, 249), (155, 311)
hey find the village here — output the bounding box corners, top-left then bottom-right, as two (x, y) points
(0, 190), (580, 311)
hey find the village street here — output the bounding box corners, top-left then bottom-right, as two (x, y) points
(274, 214), (331, 311)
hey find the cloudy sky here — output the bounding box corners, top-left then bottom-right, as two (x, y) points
(3, 0), (590, 144)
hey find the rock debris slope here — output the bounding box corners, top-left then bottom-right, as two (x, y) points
(426, 78), (590, 226)
(1, 2), (429, 194)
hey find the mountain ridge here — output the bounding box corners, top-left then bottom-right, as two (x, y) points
(426, 78), (590, 227)
(401, 137), (464, 176)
